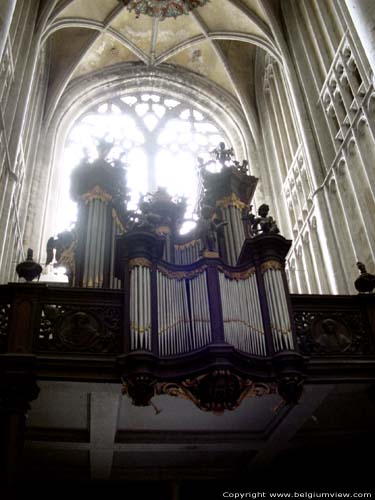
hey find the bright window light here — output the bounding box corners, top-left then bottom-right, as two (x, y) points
(59, 92), (229, 235)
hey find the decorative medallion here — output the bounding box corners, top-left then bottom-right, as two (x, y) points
(119, 0), (209, 19)
(294, 309), (373, 356)
(312, 317), (352, 353)
(36, 305), (121, 354)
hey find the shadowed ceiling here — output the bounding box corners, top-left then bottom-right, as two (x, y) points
(38, 0), (284, 140)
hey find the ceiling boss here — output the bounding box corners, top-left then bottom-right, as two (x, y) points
(119, 0), (209, 19)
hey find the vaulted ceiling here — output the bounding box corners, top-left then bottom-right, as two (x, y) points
(38, 0), (285, 140)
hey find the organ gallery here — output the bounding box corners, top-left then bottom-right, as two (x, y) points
(1, 1), (375, 497)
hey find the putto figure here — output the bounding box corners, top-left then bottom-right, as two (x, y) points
(250, 204), (279, 235)
(211, 142), (234, 166)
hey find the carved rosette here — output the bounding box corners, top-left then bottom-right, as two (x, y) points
(155, 371), (276, 414)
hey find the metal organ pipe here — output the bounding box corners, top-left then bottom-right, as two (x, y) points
(275, 270), (293, 349)
(222, 208), (236, 265)
(219, 270), (265, 356)
(94, 200), (103, 287)
(99, 202), (107, 287)
(145, 266), (151, 350)
(128, 265), (153, 352)
(110, 218), (116, 289)
(139, 266), (144, 349)
(264, 271), (281, 351)
(82, 200), (93, 287)
(130, 267), (135, 350)
(174, 240), (201, 265)
(263, 268), (293, 352)
(89, 198), (99, 287)
(228, 206), (241, 260)
(157, 269), (213, 354)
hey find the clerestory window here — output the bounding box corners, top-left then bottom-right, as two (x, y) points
(60, 92), (229, 234)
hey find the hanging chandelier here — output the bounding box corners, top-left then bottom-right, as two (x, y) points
(120, 0), (209, 19)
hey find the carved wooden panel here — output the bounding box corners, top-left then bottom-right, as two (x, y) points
(34, 304), (121, 354)
(294, 308), (373, 356)
(0, 303), (10, 353)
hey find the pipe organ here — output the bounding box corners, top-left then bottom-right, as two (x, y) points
(44, 143), (305, 411)
(218, 268), (266, 356)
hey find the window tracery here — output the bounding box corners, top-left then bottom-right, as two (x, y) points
(61, 92), (228, 234)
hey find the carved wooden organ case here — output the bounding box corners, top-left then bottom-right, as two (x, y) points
(47, 152), (305, 413)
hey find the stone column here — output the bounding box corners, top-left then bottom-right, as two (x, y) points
(345, 0), (375, 79)
(0, 354), (39, 500)
(0, 0), (16, 63)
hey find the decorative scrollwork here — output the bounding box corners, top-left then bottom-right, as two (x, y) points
(294, 309), (373, 356)
(35, 304), (121, 354)
(155, 371), (276, 414)
(218, 266), (256, 280)
(157, 264), (207, 280)
(129, 257), (152, 269)
(174, 239), (200, 251)
(260, 260), (282, 273)
(216, 194), (247, 211)
(82, 185), (112, 203)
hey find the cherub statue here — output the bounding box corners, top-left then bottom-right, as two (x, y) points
(198, 205), (227, 253)
(354, 262), (375, 293)
(95, 137), (114, 161)
(211, 142), (234, 166)
(239, 159), (249, 174)
(242, 204), (256, 238)
(252, 204), (279, 235)
(233, 159), (249, 174)
(46, 230), (76, 285)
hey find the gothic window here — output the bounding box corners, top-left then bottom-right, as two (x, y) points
(61, 92), (229, 234)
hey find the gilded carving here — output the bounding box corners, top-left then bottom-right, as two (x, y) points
(129, 258), (152, 269)
(155, 371), (276, 414)
(157, 265), (207, 280)
(82, 185), (112, 203)
(218, 266), (256, 280)
(155, 226), (171, 235)
(202, 250), (219, 258)
(130, 323), (152, 334)
(260, 260), (282, 273)
(174, 239), (199, 251)
(216, 194), (247, 210)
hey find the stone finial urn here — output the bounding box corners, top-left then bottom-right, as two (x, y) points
(16, 248), (43, 282)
